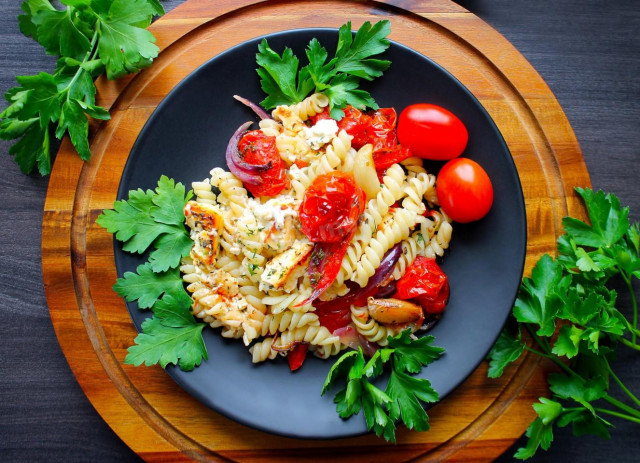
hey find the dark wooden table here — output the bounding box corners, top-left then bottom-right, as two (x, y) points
(1, 0), (637, 461)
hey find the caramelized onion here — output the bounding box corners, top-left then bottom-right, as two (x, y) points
(233, 94), (272, 120)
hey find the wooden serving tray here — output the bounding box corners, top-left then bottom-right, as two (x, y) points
(41, 0), (590, 461)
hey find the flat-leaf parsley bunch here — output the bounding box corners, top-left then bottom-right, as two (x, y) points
(96, 176), (208, 371)
(1, 0), (164, 175)
(257, 20), (391, 119)
(488, 188), (640, 459)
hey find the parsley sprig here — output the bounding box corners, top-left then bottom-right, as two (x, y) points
(488, 188), (640, 459)
(322, 330), (444, 442)
(96, 176), (208, 371)
(1, 0), (164, 175)
(257, 20), (391, 119)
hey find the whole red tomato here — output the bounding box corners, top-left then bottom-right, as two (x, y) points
(237, 130), (287, 197)
(299, 171), (365, 243)
(436, 158), (493, 223)
(394, 256), (449, 315)
(397, 103), (468, 160)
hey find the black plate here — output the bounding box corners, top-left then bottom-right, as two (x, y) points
(115, 29), (527, 439)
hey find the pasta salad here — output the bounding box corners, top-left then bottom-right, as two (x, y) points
(182, 92), (454, 370)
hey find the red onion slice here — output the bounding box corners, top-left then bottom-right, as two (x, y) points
(334, 326), (378, 357)
(226, 121), (264, 185)
(233, 94), (272, 120)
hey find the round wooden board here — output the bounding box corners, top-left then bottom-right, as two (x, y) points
(41, 0), (590, 461)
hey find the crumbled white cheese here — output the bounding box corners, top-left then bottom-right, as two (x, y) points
(249, 196), (299, 230)
(304, 119), (339, 150)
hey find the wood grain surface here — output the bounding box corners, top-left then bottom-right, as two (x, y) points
(2, 0), (639, 462)
(42, 0), (586, 461)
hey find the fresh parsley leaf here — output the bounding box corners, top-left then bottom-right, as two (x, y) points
(556, 408), (613, 439)
(95, 0), (162, 79)
(324, 330), (444, 442)
(563, 188), (629, 249)
(97, 176), (192, 270)
(548, 373), (607, 414)
(514, 417), (555, 460)
(2, 0), (164, 175)
(125, 315), (207, 371)
(148, 232), (192, 273)
(386, 366), (438, 432)
(487, 328), (525, 378)
(551, 324), (584, 359)
(361, 381), (395, 441)
(386, 331), (444, 374)
(533, 397), (563, 425)
(256, 20), (391, 117)
(256, 39), (311, 108)
(513, 254), (565, 336)
(491, 189), (640, 459)
(113, 263), (188, 309)
(331, 20), (391, 80)
(151, 292), (196, 327)
(150, 176), (193, 225)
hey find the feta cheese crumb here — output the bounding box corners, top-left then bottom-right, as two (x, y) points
(304, 119), (339, 150)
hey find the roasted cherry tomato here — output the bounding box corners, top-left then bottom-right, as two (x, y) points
(337, 106), (370, 149)
(338, 106), (412, 171)
(287, 343), (308, 371)
(436, 158), (493, 223)
(394, 256), (449, 315)
(368, 108), (399, 152)
(309, 107), (332, 124)
(299, 171), (365, 243)
(237, 130), (287, 197)
(397, 103), (468, 160)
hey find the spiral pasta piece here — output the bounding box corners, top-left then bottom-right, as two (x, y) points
(350, 305), (396, 346)
(261, 310), (319, 336)
(273, 93), (329, 128)
(262, 289), (314, 314)
(310, 342), (346, 359)
(192, 179), (217, 205)
(259, 118), (282, 137)
(352, 207), (418, 287)
(249, 337), (278, 363)
(335, 164), (406, 285)
(210, 167), (248, 216)
(402, 172), (434, 216)
(274, 325), (340, 347)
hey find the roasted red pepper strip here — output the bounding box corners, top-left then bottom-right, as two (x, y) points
(373, 145), (413, 172)
(287, 342), (308, 371)
(299, 230), (355, 306)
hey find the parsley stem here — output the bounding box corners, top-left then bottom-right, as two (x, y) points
(523, 345), (552, 358)
(64, 29), (100, 95)
(605, 359), (640, 409)
(621, 273), (638, 344)
(603, 394), (640, 419)
(594, 407), (640, 424)
(524, 324), (577, 377)
(620, 337), (640, 352)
